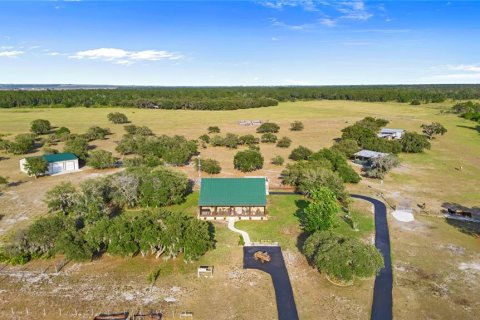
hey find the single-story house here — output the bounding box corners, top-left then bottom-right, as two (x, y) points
(378, 128), (405, 140)
(353, 150), (389, 162)
(20, 152), (79, 176)
(198, 177), (267, 221)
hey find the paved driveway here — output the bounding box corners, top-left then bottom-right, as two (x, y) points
(243, 246), (299, 320)
(352, 194), (393, 320)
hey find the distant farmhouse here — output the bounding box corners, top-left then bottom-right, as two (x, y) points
(198, 177), (268, 220)
(378, 128), (405, 140)
(20, 153), (79, 176)
(354, 150), (389, 162)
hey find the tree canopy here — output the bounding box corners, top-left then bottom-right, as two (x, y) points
(233, 150), (264, 172)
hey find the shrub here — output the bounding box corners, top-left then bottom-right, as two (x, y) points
(410, 99), (421, 105)
(138, 168), (189, 207)
(233, 150), (264, 172)
(257, 122), (280, 133)
(84, 126), (111, 141)
(356, 117), (389, 131)
(271, 155), (284, 165)
(330, 139), (360, 158)
(208, 126), (220, 134)
(224, 133), (240, 149)
(303, 231), (384, 282)
(0, 176), (8, 185)
(24, 157), (48, 178)
(400, 132), (431, 153)
(107, 112), (129, 124)
(364, 154), (400, 179)
(276, 136), (292, 148)
(87, 150), (116, 169)
(303, 187), (339, 232)
(54, 127), (71, 140)
(124, 125), (153, 136)
(30, 119), (51, 135)
(261, 133), (277, 143)
(195, 158), (221, 174)
(290, 121), (304, 131)
(309, 148), (361, 183)
(281, 162), (347, 200)
(239, 134), (257, 145)
(64, 136), (89, 160)
(289, 145), (312, 161)
(210, 135), (225, 147)
(199, 134), (210, 144)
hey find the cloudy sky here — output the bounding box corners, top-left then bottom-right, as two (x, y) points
(0, 0), (479, 85)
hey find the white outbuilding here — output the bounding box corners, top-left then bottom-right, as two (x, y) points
(377, 128), (405, 140)
(20, 152), (79, 176)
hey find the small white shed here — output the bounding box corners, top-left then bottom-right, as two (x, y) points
(378, 128), (405, 140)
(20, 152), (79, 176)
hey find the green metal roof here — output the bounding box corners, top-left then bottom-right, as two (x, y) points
(199, 178), (267, 206)
(27, 152), (78, 163)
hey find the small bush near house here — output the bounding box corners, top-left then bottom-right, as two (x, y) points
(24, 157), (48, 178)
(87, 150), (117, 169)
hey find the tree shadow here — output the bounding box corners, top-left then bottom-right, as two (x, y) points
(441, 202), (480, 236)
(207, 221), (217, 249)
(7, 180), (25, 187)
(457, 124), (480, 133)
(294, 199), (310, 253)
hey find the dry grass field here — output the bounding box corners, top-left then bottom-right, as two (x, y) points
(0, 100), (479, 319)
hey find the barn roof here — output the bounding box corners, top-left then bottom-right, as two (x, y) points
(354, 150), (389, 159)
(380, 128), (405, 134)
(199, 178), (267, 206)
(26, 152), (78, 163)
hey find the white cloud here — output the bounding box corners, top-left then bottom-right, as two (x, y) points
(336, 1), (372, 21)
(46, 52), (61, 56)
(70, 47), (182, 64)
(319, 18), (336, 27)
(269, 18), (314, 31)
(271, 37), (279, 41)
(0, 50), (24, 58)
(448, 64), (480, 72)
(261, 0), (319, 11)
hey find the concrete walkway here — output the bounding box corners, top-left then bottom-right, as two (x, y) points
(227, 217), (251, 246)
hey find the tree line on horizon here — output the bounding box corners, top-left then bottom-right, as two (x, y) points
(1, 84), (480, 110)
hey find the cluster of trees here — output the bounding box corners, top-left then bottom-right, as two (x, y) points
(303, 230), (384, 282)
(2, 85), (480, 109)
(0, 133), (36, 155)
(1, 167), (213, 264)
(363, 155), (400, 179)
(257, 122), (280, 133)
(282, 147), (361, 201)
(116, 134), (197, 166)
(340, 117), (432, 154)
(451, 101), (480, 123)
(298, 186), (383, 283)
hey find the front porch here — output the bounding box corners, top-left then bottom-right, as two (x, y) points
(198, 206), (267, 221)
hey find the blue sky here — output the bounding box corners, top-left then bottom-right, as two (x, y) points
(0, 0), (479, 85)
